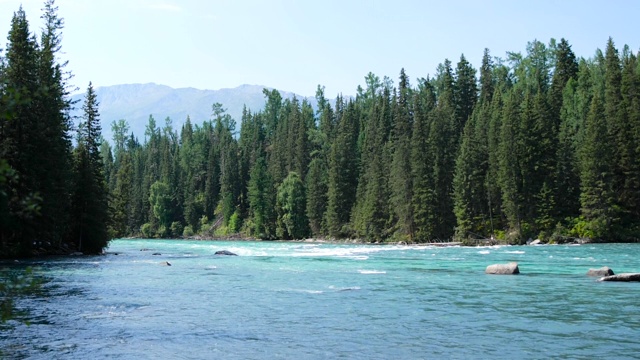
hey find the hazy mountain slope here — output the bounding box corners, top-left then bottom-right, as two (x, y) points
(71, 83), (319, 143)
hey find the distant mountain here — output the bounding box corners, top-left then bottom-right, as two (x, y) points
(70, 83), (319, 144)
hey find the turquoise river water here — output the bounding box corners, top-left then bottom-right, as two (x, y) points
(1, 239), (639, 359)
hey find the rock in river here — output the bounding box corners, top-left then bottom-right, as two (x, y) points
(485, 262), (520, 275)
(587, 266), (614, 277)
(215, 250), (238, 256)
(598, 273), (640, 282)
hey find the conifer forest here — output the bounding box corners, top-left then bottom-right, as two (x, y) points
(2, 3), (640, 258)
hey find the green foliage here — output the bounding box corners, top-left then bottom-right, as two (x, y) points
(0, 2), (82, 256)
(228, 210), (242, 233)
(276, 172), (309, 239)
(149, 180), (172, 230)
(579, 94), (615, 239)
(71, 82), (110, 254)
(325, 101), (360, 238)
(157, 225), (169, 238)
(248, 157), (274, 238)
(27, 34), (632, 246)
(170, 221), (183, 238)
(140, 223), (154, 238)
(182, 225), (194, 237)
(390, 69), (415, 240)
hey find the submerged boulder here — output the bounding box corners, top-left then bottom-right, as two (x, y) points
(215, 250), (238, 256)
(587, 266), (614, 277)
(485, 262), (520, 275)
(598, 273), (640, 282)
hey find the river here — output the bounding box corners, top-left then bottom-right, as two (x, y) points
(1, 239), (639, 359)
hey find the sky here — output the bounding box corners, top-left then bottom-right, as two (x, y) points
(0, 0), (639, 97)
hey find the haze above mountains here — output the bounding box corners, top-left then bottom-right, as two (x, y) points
(71, 83), (321, 144)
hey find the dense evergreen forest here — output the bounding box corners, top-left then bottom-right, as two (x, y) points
(0, 2), (108, 257)
(101, 38), (640, 245)
(1, 4), (639, 259)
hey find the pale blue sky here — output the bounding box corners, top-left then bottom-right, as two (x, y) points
(1, 0), (639, 97)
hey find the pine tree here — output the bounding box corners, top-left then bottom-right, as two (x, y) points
(71, 83), (109, 253)
(142, 115), (161, 229)
(2, 7), (42, 254)
(498, 89), (523, 239)
(549, 39), (578, 123)
(579, 94), (615, 238)
(486, 85), (506, 238)
(180, 117), (201, 232)
(429, 61), (457, 240)
(454, 54), (478, 134)
(35, 0), (74, 249)
(111, 149), (132, 237)
(238, 107), (264, 220)
(203, 120), (220, 221)
(248, 157), (274, 238)
(216, 111), (240, 229)
(325, 101), (359, 238)
(352, 88), (392, 241)
(453, 103), (491, 240)
(411, 79), (437, 241)
(305, 156), (328, 237)
(531, 90), (556, 234)
(556, 60), (594, 223)
(602, 38), (640, 238)
(479, 49), (494, 104)
(389, 69), (414, 240)
(618, 47), (640, 236)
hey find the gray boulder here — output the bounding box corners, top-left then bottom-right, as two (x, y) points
(598, 273), (640, 282)
(587, 266), (614, 277)
(215, 250), (238, 256)
(485, 262), (520, 275)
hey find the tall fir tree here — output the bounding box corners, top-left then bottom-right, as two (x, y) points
(579, 94), (615, 239)
(248, 156), (274, 238)
(617, 47), (640, 237)
(454, 54), (478, 135)
(1, 7), (42, 254)
(352, 88), (392, 241)
(35, 0), (74, 249)
(411, 79), (437, 241)
(389, 69), (414, 240)
(71, 82), (109, 253)
(325, 101), (359, 238)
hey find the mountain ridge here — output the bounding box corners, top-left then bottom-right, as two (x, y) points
(71, 83), (320, 143)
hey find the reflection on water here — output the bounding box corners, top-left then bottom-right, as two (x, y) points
(1, 240), (640, 359)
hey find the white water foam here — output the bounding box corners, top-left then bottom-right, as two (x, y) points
(358, 270), (386, 274)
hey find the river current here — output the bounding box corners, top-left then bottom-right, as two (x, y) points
(1, 240), (639, 359)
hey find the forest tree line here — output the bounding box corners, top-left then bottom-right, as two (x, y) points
(0, 2), (108, 257)
(101, 38), (640, 244)
(2, 4), (640, 258)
